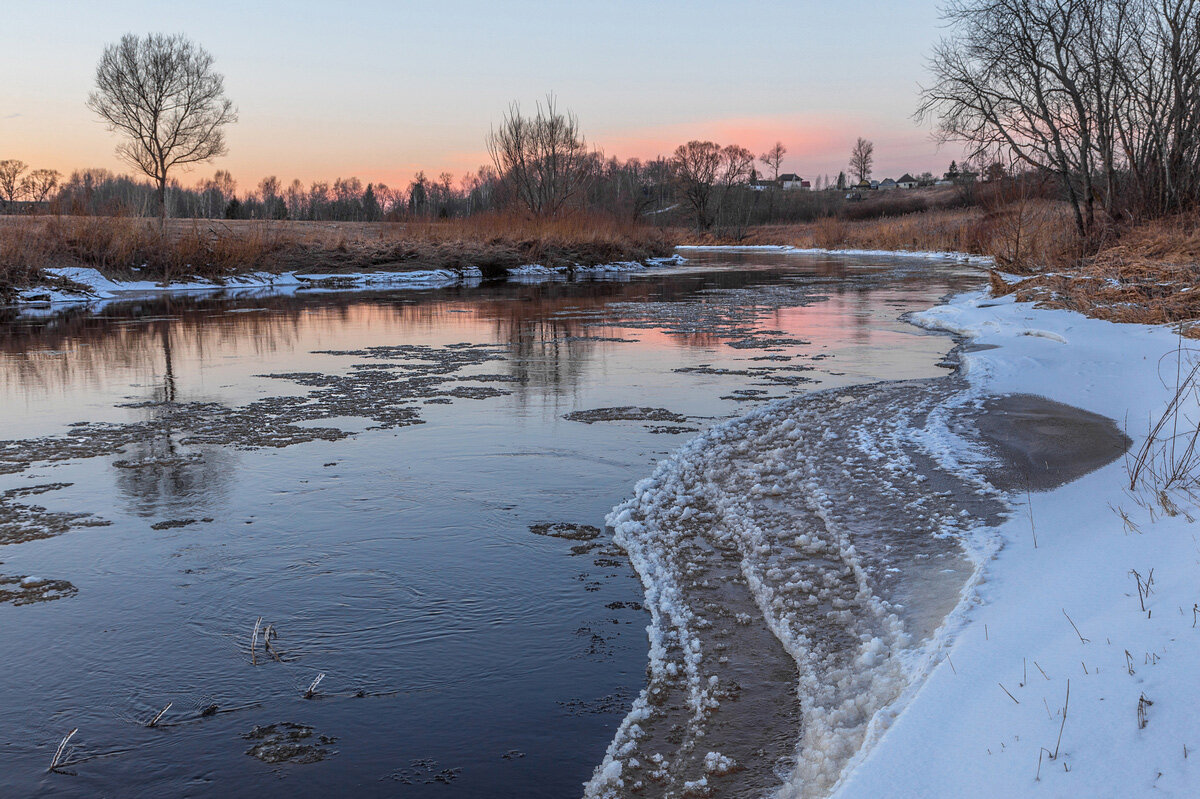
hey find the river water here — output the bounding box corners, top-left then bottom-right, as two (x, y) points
(0, 251), (981, 797)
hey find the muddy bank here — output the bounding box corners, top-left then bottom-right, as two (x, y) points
(587, 380), (1128, 798)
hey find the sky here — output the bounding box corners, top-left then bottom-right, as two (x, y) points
(1, 0), (966, 191)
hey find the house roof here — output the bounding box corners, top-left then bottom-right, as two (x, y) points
(898, 173), (917, 183)
(779, 173), (802, 181)
(879, 178), (897, 185)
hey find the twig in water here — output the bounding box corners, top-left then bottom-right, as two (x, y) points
(48, 728), (78, 772)
(263, 624), (282, 662)
(999, 682), (1020, 704)
(250, 616), (262, 666)
(147, 703), (172, 728)
(304, 672), (325, 699)
(1063, 609), (1090, 643)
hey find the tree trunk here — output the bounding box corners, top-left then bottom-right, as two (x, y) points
(158, 175), (167, 227)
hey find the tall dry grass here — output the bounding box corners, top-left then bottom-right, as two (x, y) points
(0, 212), (677, 295)
(689, 203), (1079, 266)
(994, 213), (1200, 331)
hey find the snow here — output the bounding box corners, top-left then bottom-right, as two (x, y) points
(833, 290), (1200, 797)
(9, 255), (685, 311)
(583, 263), (1198, 797)
(677, 244), (994, 266)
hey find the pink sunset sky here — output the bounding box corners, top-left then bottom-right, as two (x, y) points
(1, 0), (967, 190)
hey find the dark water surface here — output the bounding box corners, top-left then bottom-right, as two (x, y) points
(0, 252), (980, 797)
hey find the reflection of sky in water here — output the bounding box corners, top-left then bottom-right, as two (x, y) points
(0, 253), (981, 798)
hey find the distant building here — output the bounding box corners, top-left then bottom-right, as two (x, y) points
(855, 179), (873, 190)
(897, 173), (919, 189)
(779, 173), (810, 191)
(878, 178), (898, 190)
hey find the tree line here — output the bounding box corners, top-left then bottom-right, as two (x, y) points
(921, 0), (1200, 242)
(3, 33), (946, 232)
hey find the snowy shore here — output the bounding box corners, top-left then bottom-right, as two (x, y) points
(7, 255), (686, 310)
(831, 289), (1199, 797)
(585, 267), (1197, 797)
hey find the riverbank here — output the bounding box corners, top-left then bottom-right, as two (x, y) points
(583, 268), (1199, 797)
(828, 288), (1200, 797)
(0, 215), (678, 303)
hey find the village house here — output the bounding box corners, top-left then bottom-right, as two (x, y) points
(778, 173), (810, 191)
(878, 177), (898, 190)
(897, 173), (919, 189)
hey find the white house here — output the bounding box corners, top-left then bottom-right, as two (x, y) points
(897, 173), (919, 189)
(779, 173), (810, 191)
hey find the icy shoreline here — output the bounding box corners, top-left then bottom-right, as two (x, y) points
(830, 291), (1200, 798)
(676, 244), (995, 267)
(6, 255), (686, 311)
(587, 272), (1198, 797)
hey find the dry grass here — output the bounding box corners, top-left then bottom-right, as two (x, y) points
(685, 203), (1078, 266)
(993, 214), (1200, 333)
(0, 213), (677, 298)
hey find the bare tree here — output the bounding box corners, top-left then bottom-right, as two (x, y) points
(759, 141), (787, 183)
(919, 0), (1200, 237)
(0, 159), (27, 212)
(672, 140), (725, 230)
(20, 169), (61, 205)
(487, 95), (590, 217)
(87, 33), (237, 223)
(849, 138), (874, 183)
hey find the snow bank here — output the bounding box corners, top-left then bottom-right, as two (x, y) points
(584, 374), (1004, 797)
(833, 291), (1200, 797)
(677, 244), (994, 266)
(9, 255), (685, 310)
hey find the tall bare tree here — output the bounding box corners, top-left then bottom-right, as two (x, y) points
(87, 33), (237, 223)
(672, 140), (725, 230)
(920, 0), (1200, 237)
(759, 141), (787, 183)
(0, 159), (27, 212)
(849, 138), (874, 183)
(487, 95), (590, 217)
(20, 169), (61, 204)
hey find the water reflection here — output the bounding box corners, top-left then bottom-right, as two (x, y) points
(0, 255), (973, 407)
(0, 252), (985, 798)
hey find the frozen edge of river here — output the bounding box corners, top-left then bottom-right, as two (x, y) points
(7, 255), (687, 312)
(676, 244), (995, 267)
(828, 292), (1200, 798)
(587, 276), (1199, 798)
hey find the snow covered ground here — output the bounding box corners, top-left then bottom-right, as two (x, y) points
(829, 289), (1200, 798)
(585, 272), (1199, 798)
(676, 244), (995, 267)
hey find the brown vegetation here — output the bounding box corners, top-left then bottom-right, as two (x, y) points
(993, 214), (1200, 333)
(0, 213), (677, 299)
(688, 202), (1078, 266)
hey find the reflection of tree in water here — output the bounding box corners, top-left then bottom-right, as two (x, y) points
(1, 257), (983, 404)
(113, 318), (234, 518)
